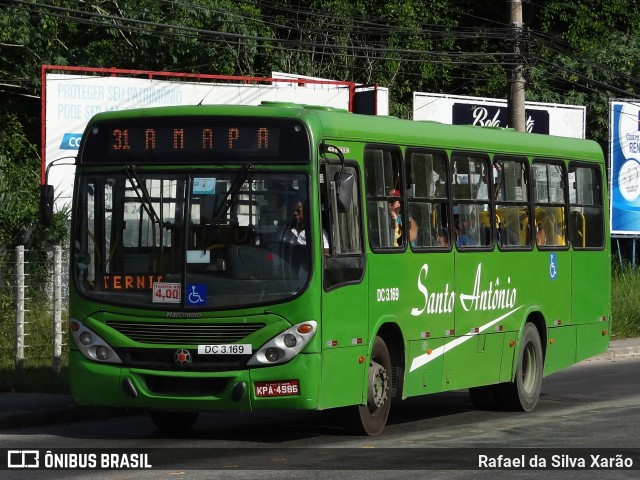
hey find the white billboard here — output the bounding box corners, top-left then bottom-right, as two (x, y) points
(413, 92), (586, 139)
(45, 73), (353, 207)
(271, 71), (390, 116)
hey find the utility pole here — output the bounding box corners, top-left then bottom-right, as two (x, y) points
(508, 0), (526, 132)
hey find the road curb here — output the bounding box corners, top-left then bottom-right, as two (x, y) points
(0, 405), (133, 430)
(595, 341), (640, 360)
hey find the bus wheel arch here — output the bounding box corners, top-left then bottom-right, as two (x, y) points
(470, 316), (546, 412)
(524, 312), (547, 363)
(377, 322), (405, 403)
(341, 324), (404, 435)
(500, 319), (544, 411)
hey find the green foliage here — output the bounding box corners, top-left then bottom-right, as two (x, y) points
(0, 295), (69, 393)
(1, 0), (638, 143)
(530, 0), (640, 147)
(611, 262), (640, 339)
(0, 114), (68, 289)
(0, 115), (40, 247)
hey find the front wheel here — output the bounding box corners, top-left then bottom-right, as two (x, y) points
(499, 323), (543, 411)
(342, 336), (392, 436)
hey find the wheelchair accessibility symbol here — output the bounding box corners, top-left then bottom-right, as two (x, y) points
(549, 253), (558, 280)
(187, 283), (207, 306)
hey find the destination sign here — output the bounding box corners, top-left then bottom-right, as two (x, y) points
(79, 116), (310, 164)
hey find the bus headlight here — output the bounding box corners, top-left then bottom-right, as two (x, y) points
(247, 321), (317, 366)
(69, 319), (123, 364)
(79, 331), (92, 345)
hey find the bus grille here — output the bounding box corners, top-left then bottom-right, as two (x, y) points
(141, 375), (229, 396)
(106, 321), (264, 345)
(114, 347), (250, 371)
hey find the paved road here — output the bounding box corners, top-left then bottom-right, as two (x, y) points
(2, 355), (640, 479)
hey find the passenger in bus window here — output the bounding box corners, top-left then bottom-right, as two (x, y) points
(437, 228), (449, 247)
(285, 200), (330, 254)
(408, 215), (419, 247)
(455, 218), (476, 247)
(388, 189), (402, 246)
(536, 222), (547, 247)
(400, 214), (419, 248)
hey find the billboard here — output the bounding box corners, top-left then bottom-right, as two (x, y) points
(413, 92), (586, 139)
(271, 71), (390, 116)
(44, 68), (356, 207)
(610, 100), (640, 236)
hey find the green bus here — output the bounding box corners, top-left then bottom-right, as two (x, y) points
(42, 102), (611, 435)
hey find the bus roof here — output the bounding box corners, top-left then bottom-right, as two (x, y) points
(88, 103), (604, 163)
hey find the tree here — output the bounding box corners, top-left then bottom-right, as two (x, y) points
(0, 114), (67, 288)
(527, 0), (640, 147)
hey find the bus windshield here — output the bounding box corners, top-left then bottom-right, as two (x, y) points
(73, 171), (311, 309)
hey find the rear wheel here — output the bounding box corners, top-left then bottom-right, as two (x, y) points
(149, 411), (199, 433)
(500, 323), (543, 411)
(342, 336), (392, 436)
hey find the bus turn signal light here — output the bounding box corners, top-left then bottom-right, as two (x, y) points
(297, 324), (314, 334)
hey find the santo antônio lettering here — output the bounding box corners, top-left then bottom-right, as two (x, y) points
(411, 263), (517, 317)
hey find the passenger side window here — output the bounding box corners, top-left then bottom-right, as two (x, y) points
(532, 161), (567, 248)
(569, 165), (604, 249)
(321, 162), (365, 290)
(406, 149), (450, 249)
(494, 157), (530, 248)
(452, 153), (491, 248)
(364, 147), (403, 250)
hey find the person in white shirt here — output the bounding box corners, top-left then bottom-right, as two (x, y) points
(285, 200), (329, 254)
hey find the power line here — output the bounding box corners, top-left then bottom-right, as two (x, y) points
(1, 0), (638, 102)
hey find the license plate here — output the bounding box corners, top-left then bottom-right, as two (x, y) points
(197, 344), (252, 355)
(254, 380), (300, 397)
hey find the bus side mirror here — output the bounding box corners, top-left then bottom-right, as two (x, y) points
(39, 185), (54, 226)
(335, 172), (354, 213)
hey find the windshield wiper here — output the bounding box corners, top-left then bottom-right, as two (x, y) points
(124, 165), (161, 225)
(209, 164), (253, 227)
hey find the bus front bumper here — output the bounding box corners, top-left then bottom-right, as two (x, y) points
(69, 351), (321, 412)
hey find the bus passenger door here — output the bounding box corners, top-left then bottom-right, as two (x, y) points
(318, 162), (369, 409)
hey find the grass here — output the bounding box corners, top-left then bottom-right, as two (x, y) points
(611, 262), (640, 339)
(0, 293), (70, 393)
(0, 365), (69, 393)
(0, 262), (639, 394)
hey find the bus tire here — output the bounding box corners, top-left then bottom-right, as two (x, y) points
(499, 323), (543, 411)
(342, 336), (392, 436)
(149, 411), (199, 433)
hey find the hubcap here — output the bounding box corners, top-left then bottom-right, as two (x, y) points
(368, 359), (389, 410)
(521, 343), (537, 393)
